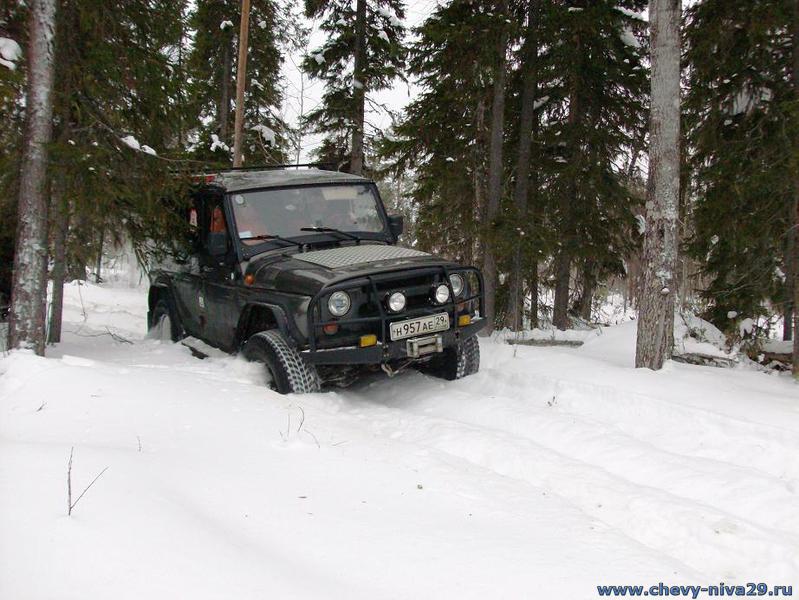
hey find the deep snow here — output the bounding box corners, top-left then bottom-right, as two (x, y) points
(1, 282), (797, 599)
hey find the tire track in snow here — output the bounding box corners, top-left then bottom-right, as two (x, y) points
(330, 379), (799, 582)
(355, 374), (799, 538)
(479, 364), (799, 481)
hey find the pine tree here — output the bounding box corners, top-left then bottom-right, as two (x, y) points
(303, 0), (406, 173)
(379, 0), (499, 264)
(482, 0), (510, 335)
(684, 0), (796, 336)
(41, 0), (190, 341)
(0, 2), (27, 308)
(384, 0), (646, 332)
(187, 0), (291, 165)
(507, 0), (541, 331)
(543, 0), (648, 329)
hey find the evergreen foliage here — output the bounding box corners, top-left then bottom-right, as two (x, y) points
(684, 0), (797, 330)
(302, 0), (406, 171)
(382, 0), (648, 328)
(187, 0), (295, 165)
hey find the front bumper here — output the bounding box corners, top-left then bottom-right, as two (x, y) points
(301, 317), (485, 365)
(301, 265), (485, 366)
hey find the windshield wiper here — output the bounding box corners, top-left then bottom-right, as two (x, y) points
(300, 226), (362, 245)
(240, 234), (305, 250)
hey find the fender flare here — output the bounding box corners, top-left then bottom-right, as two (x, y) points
(235, 302), (294, 349)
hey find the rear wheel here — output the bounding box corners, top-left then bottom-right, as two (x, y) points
(148, 298), (183, 342)
(242, 330), (320, 394)
(424, 335), (480, 381)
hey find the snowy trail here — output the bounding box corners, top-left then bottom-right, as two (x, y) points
(330, 376), (798, 581)
(2, 283), (798, 599)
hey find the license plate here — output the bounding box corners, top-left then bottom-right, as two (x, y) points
(390, 313), (450, 341)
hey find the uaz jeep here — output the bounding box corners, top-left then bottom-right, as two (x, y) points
(148, 166), (485, 394)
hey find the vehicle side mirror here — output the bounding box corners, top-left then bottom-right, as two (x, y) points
(388, 214), (404, 239)
(206, 231), (229, 257)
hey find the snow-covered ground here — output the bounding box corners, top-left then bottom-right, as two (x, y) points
(1, 282), (798, 599)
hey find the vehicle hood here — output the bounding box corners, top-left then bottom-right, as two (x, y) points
(246, 244), (456, 296)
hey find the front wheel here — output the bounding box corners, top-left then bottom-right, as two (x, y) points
(424, 335), (480, 381)
(242, 330), (320, 394)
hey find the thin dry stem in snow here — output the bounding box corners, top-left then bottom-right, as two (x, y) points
(66, 446), (109, 516)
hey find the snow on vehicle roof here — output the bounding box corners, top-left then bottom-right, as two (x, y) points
(213, 168), (370, 192)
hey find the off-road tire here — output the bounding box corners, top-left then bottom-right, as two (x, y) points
(148, 298), (183, 342)
(242, 330), (320, 394)
(424, 335), (480, 381)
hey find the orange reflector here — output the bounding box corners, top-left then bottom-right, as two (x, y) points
(244, 274), (255, 286)
(323, 324), (339, 335)
(458, 315), (472, 327)
(359, 334), (377, 348)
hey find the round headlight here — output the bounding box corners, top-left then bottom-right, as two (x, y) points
(434, 283), (450, 304)
(327, 291), (351, 317)
(449, 273), (464, 297)
(387, 291), (406, 313)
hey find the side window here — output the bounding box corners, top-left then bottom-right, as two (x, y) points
(209, 205), (226, 234)
(202, 197), (231, 263)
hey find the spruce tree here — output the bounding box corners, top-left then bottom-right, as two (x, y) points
(188, 0), (291, 165)
(0, 2), (26, 306)
(685, 0), (797, 339)
(546, 0), (648, 329)
(380, 0), (499, 263)
(303, 0), (406, 173)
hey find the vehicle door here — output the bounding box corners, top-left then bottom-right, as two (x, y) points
(170, 193), (206, 338)
(200, 195), (241, 351)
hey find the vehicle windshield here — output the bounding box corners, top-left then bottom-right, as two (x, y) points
(230, 184), (385, 245)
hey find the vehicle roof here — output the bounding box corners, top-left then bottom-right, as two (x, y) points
(212, 168), (371, 193)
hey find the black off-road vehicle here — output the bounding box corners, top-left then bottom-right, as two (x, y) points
(147, 166), (485, 394)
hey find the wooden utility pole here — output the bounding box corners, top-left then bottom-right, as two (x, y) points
(232, 0), (251, 167)
(8, 0), (57, 355)
(635, 0), (681, 370)
(350, 0), (367, 175)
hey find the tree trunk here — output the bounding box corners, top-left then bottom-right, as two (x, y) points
(552, 250), (571, 329)
(636, 0), (680, 370)
(552, 135), (577, 330)
(528, 264), (539, 328)
(785, 204), (794, 341)
(507, 0), (539, 332)
(219, 37), (233, 144)
(47, 182), (68, 345)
(8, 0), (57, 356)
(576, 262), (596, 321)
(473, 97), (487, 270)
(793, 0), (799, 376)
(553, 23), (582, 332)
(350, 0), (367, 175)
(94, 227), (104, 284)
(482, 0), (509, 336)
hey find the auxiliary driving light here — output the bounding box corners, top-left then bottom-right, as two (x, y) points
(458, 315), (472, 327)
(328, 291), (351, 317)
(387, 291), (406, 313)
(449, 273), (464, 297)
(433, 283), (450, 305)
